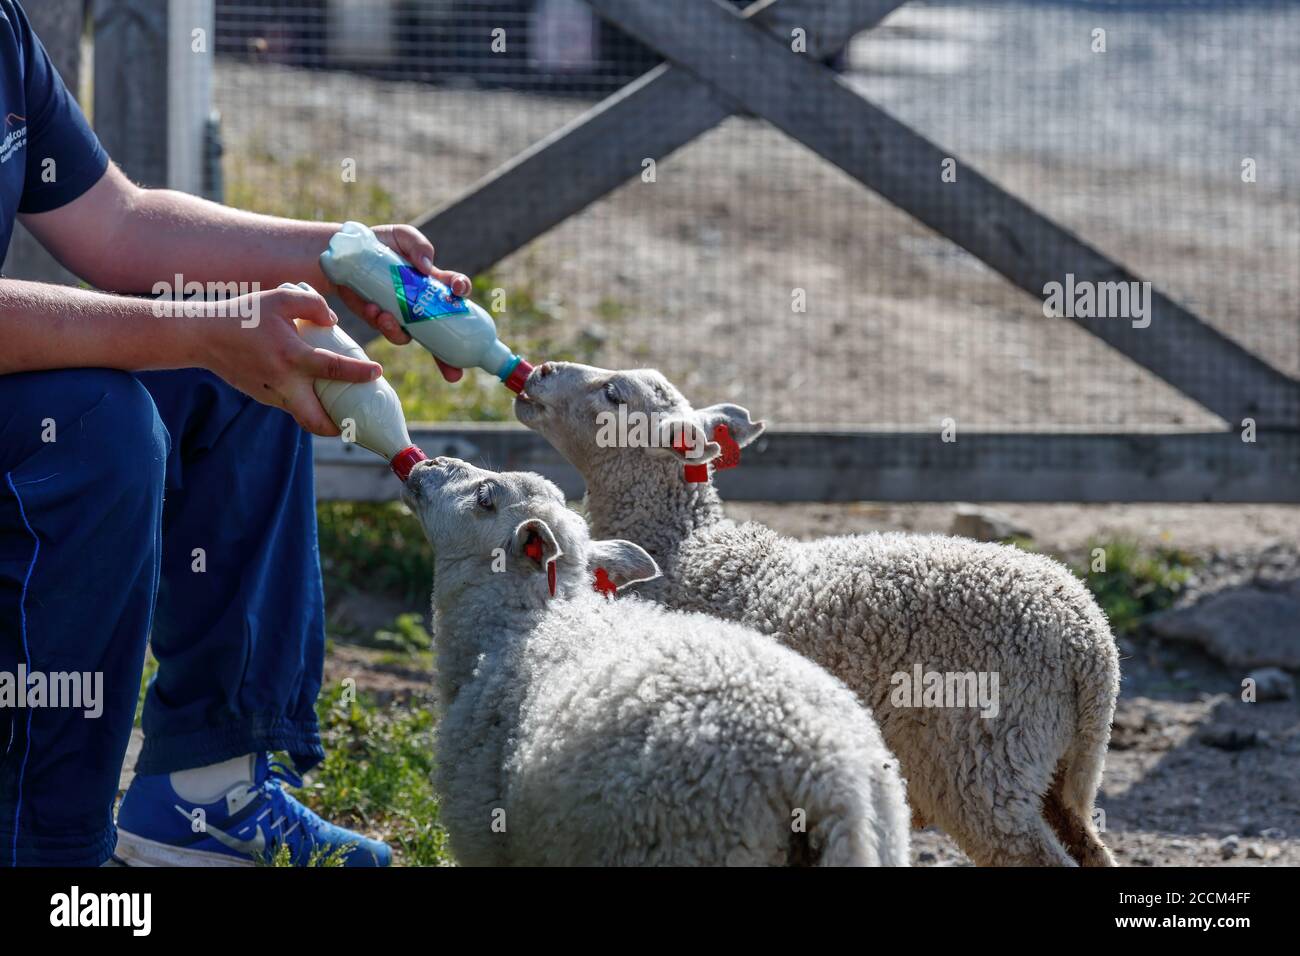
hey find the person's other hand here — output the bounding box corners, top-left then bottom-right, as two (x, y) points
(334, 223), (468, 383)
(205, 285), (382, 436)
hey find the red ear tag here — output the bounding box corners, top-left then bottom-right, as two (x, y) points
(593, 567), (618, 597)
(671, 430), (709, 483)
(712, 424), (742, 472)
(546, 558), (556, 597)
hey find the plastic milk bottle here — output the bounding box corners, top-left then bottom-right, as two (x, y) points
(318, 221), (533, 392)
(285, 282), (428, 481)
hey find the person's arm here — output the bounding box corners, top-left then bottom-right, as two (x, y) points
(0, 278), (380, 436)
(19, 163), (469, 377)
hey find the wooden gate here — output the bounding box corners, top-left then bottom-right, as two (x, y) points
(325, 0), (1299, 503)
(79, 0), (1300, 502)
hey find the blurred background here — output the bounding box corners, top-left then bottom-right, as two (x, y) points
(13, 0), (1297, 866)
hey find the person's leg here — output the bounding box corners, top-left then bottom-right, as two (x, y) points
(114, 369), (389, 866)
(134, 368), (327, 773)
(0, 369), (166, 867)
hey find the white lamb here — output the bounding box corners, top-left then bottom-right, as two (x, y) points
(401, 456), (911, 866)
(515, 362), (1121, 867)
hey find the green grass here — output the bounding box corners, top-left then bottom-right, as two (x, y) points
(317, 500), (431, 604)
(226, 149), (398, 225)
(295, 682), (452, 867)
(1073, 537), (1198, 634)
(371, 613), (434, 654)
(257, 841), (354, 868)
(134, 651), (158, 728)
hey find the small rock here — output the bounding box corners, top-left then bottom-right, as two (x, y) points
(1198, 726), (1264, 751)
(1246, 843), (1278, 860)
(918, 851), (936, 863)
(1148, 589), (1300, 669)
(1219, 835), (1239, 859)
(1247, 667), (1295, 702)
(950, 505), (1032, 543)
(1133, 855), (1154, 866)
(1260, 827), (1288, 840)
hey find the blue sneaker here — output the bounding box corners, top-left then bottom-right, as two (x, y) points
(115, 753), (391, 867)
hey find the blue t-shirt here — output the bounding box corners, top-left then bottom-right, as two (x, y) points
(0, 0), (109, 268)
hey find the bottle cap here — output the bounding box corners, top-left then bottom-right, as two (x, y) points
(503, 358), (534, 394)
(390, 445), (429, 482)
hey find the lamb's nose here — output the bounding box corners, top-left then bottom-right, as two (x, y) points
(537, 362), (556, 378)
(430, 456), (448, 467)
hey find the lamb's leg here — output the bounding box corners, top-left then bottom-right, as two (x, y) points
(950, 768), (1108, 867)
(921, 758), (1078, 866)
(1046, 756), (1118, 867)
(974, 815), (1078, 867)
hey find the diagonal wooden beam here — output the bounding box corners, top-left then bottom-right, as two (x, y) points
(584, 0), (1300, 430)
(407, 0), (904, 282)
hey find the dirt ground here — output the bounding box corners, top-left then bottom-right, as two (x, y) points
(741, 500), (1300, 866)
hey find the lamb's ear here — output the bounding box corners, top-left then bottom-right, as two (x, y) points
(655, 416), (722, 464)
(587, 539), (660, 590)
(512, 518), (562, 572)
(696, 403), (766, 448)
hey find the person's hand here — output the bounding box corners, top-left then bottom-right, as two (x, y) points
(333, 223), (469, 383)
(203, 285), (382, 436)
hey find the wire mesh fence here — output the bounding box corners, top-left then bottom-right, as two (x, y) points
(210, 0), (1299, 495)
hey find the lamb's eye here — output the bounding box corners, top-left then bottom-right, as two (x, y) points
(602, 381), (620, 403)
(475, 482), (495, 511)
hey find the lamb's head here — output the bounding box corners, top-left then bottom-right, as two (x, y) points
(514, 361), (766, 483)
(402, 456), (660, 604)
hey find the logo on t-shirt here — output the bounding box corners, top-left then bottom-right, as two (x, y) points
(1, 112), (27, 165)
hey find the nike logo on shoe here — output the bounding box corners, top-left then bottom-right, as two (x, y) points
(173, 804), (267, 856)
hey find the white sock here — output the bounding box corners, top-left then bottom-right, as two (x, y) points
(169, 754), (256, 804)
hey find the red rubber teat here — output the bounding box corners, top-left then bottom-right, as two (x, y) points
(504, 358), (534, 394)
(390, 445), (428, 482)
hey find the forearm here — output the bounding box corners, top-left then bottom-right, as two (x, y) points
(96, 187), (341, 293)
(20, 165), (341, 293)
(20, 164), (467, 367)
(0, 278), (205, 374)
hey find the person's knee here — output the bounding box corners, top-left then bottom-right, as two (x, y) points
(45, 369), (168, 486)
